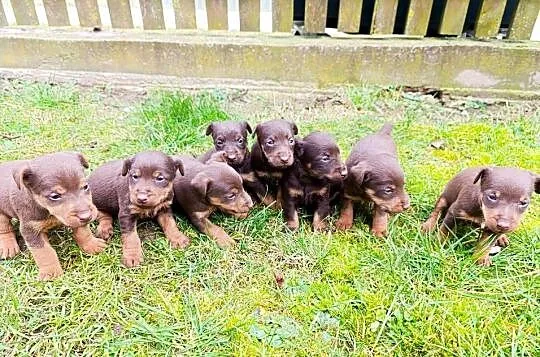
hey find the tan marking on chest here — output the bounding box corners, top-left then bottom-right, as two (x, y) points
(456, 210), (484, 225)
(241, 172), (257, 182)
(256, 170), (282, 179)
(129, 200), (172, 218)
(28, 216), (62, 233)
(311, 187), (328, 197)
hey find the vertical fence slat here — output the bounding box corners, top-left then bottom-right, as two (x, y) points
(0, 2), (7, 26)
(338, 0), (363, 33)
(508, 0), (540, 40)
(439, 0), (469, 35)
(75, 0), (101, 27)
(43, 0), (70, 26)
(371, 0), (398, 34)
(173, 0), (196, 29)
(12, 0), (39, 25)
(273, 0), (293, 32)
(140, 0), (165, 29)
(404, 0), (433, 36)
(107, 0), (133, 28)
(305, 0), (328, 33)
(239, 0), (259, 31)
(475, 0), (506, 38)
(206, 0), (228, 30)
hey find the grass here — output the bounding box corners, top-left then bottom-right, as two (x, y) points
(0, 81), (539, 356)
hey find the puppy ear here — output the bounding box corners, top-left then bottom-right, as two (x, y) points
(253, 123), (261, 138)
(12, 166), (30, 190)
(295, 140), (305, 157)
(121, 157), (133, 176)
(290, 122), (298, 135)
(207, 151), (227, 164)
(76, 152), (89, 169)
(191, 172), (212, 197)
(174, 157), (184, 176)
(349, 163), (367, 184)
(473, 167), (491, 185)
(206, 124), (214, 136)
(379, 122), (393, 136)
(242, 121), (253, 134)
(534, 174), (540, 194)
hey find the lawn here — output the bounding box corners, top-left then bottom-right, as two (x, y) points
(0, 81), (539, 356)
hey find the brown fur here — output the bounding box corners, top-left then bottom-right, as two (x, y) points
(89, 151), (188, 267)
(337, 123), (410, 236)
(422, 166), (539, 266)
(0, 152), (100, 280)
(200, 120), (252, 168)
(173, 153), (253, 248)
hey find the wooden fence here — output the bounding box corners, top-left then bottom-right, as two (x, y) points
(0, 0), (538, 39)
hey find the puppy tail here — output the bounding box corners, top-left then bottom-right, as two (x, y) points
(379, 122), (393, 135)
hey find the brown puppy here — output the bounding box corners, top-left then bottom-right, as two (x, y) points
(281, 132), (348, 231)
(173, 152), (253, 248)
(200, 120), (252, 170)
(89, 151), (189, 268)
(422, 167), (539, 266)
(0, 152), (102, 280)
(244, 119), (298, 205)
(336, 123), (410, 237)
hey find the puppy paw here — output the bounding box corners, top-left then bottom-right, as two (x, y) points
(476, 255), (492, 267)
(313, 220), (328, 232)
(286, 220), (300, 231)
(96, 223), (114, 241)
(215, 235), (235, 249)
(38, 264), (64, 281)
(371, 228), (387, 238)
(421, 219), (436, 233)
(496, 234), (509, 248)
(80, 236), (107, 255)
(168, 233), (191, 249)
(0, 238), (20, 259)
(335, 218), (353, 231)
(122, 246), (143, 268)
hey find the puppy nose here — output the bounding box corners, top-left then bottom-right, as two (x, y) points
(136, 194), (148, 204)
(278, 152), (290, 162)
(496, 220), (510, 231)
(77, 211), (92, 223)
(402, 197), (410, 210)
(227, 153), (237, 160)
(340, 167), (348, 178)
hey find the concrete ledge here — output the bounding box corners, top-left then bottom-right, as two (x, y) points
(0, 29), (539, 96)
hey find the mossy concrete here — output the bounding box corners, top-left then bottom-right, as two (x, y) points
(0, 29), (538, 96)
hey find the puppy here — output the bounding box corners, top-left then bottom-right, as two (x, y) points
(173, 152), (253, 248)
(200, 120), (252, 170)
(422, 167), (539, 266)
(281, 132), (347, 231)
(0, 152), (102, 280)
(244, 119), (298, 205)
(336, 123), (410, 237)
(89, 151), (189, 268)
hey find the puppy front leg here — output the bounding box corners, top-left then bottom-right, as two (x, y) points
(336, 198), (354, 231)
(0, 213), (20, 258)
(422, 197), (447, 233)
(73, 225), (107, 255)
(190, 212), (235, 248)
(313, 199), (330, 231)
(283, 198), (299, 231)
(95, 210), (114, 240)
(438, 208), (457, 244)
(119, 213), (143, 267)
(245, 179), (275, 206)
(20, 224), (62, 280)
(156, 209), (190, 249)
(475, 230), (495, 267)
(371, 205), (389, 238)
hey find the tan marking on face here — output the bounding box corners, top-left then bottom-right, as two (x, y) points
(52, 185), (67, 195)
(33, 191), (97, 228)
(365, 189), (405, 213)
(129, 182), (174, 213)
(481, 203), (522, 233)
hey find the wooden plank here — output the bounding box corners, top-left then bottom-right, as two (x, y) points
(439, 0), (469, 35)
(75, 0), (101, 27)
(475, 0), (507, 38)
(140, 0), (165, 29)
(338, 0), (363, 33)
(206, 0), (228, 30)
(173, 0), (196, 29)
(43, 0), (70, 26)
(107, 0), (133, 28)
(0, 2), (8, 26)
(404, 0), (433, 36)
(508, 0), (540, 40)
(12, 0), (39, 25)
(272, 0), (293, 32)
(304, 0), (328, 33)
(239, 0), (259, 31)
(371, 0), (399, 34)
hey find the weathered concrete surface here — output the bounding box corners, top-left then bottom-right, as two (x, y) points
(0, 29), (538, 96)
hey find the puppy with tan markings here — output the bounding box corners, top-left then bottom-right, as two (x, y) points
(245, 119), (298, 206)
(337, 123), (410, 237)
(200, 120), (252, 170)
(173, 152), (253, 248)
(422, 167), (539, 266)
(0, 152), (102, 280)
(89, 151), (189, 268)
(281, 132), (348, 231)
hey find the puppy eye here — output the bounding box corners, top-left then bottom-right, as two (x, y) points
(227, 193), (237, 200)
(384, 187), (394, 194)
(131, 174), (139, 180)
(48, 193), (62, 201)
(216, 140), (224, 147)
(487, 193), (497, 202)
(266, 139), (274, 146)
(288, 138), (295, 145)
(238, 138), (244, 144)
(321, 155), (330, 162)
(82, 184), (89, 192)
(155, 176), (166, 183)
(518, 200), (529, 208)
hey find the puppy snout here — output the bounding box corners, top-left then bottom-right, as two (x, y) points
(136, 193), (149, 205)
(278, 152), (290, 163)
(402, 195), (410, 210)
(226, 152), (237, 160)
(76, 210), (93, 224)
(340, 166), (348, 178)
(496, 219), (511, 232)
